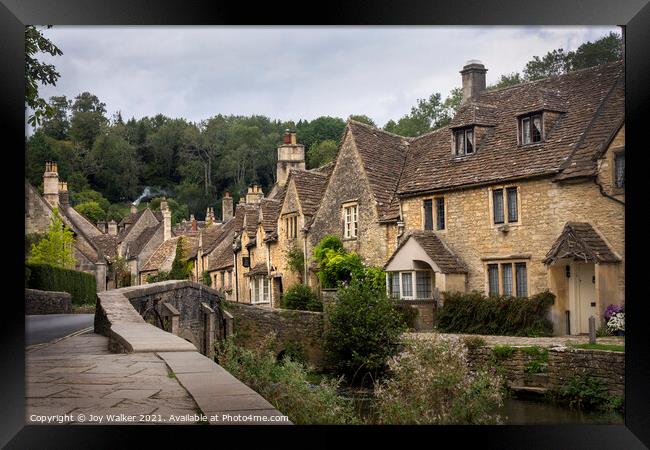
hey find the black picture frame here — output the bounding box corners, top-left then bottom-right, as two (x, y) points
(2, 0), (648, 447)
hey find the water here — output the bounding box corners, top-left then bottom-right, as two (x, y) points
(340, 389), (624, 425)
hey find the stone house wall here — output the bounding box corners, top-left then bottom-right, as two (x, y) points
(308, 132), (394, 268)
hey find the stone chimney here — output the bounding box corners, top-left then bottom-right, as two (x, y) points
(222, 192), (234, 221)
(246, 185), (264, 204)
(97, 220), (107, 234)
(460, 60), (487, 104)
(58, 181), (69, 206)
(190, 214), (197, 231)
(108, 219), (118, 236)
(43, 161), (60, 207)
(276, 129), (305, 187)
(130, 203), (137, 214)
(205, 206), (214, 225)
(161, 198), (172, 241)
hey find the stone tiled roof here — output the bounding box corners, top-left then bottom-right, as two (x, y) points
(289, 169), (331, 219)
(125, 224), (160, 259)
(244, 262), (268, 277)
(543, 222), (620, 265)
(397, 61), (624, 196)
(208, 238), (235, 270)
(449, 102), (498, 128)
(260, 197), (283, 236)
(555, 74), (625, 180)
(243, 203), (260, 238)
(347, 120), (410, 221)
(118, 209), (145, 229)
(384, 230), (467, 274)
(141, 236), (197, 272)
(92, 234), (118, 259)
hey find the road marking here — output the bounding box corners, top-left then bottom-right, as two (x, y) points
(27, 326), (94, 353)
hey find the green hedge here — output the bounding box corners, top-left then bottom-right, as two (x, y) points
(26, 263), (97, 306)
(437, 290), (555, 337)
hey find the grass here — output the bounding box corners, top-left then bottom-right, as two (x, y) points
(570, 343), (625, 352)
(168, 371), (177, 379)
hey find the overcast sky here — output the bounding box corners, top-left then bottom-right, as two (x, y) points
(32, 26), (619, 130)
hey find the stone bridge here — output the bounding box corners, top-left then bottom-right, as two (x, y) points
(95, 280), (233, 357)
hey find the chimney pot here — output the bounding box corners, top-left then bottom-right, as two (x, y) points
(283, 129), (292, 144)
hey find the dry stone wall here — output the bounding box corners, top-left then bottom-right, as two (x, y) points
(25, 289), (72, 314)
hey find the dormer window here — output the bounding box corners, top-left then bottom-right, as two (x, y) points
(454, 127), (474, 156)
(520, 113), (543, 144)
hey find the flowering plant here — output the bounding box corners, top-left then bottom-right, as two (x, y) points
(607, 312), (625, 333)
(604, 304), (624, 322)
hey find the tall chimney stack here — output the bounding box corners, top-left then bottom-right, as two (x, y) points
(222, 192), (234, 221)
(97, 220), (107, 234)
(276, 129), (305, 187)
(246, 185), (264, 204)
(58, 181), (69, 206)
(130, 203), (137, 214)
(460, 60), (487, 104)
(161, 198), (172, 241)
(43, 161), (60, 208)
(190, 214), (197, 231)
(108, 219), (118, 236)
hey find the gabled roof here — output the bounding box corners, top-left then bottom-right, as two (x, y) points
(543, 222), (620, 265)
(118, 209), (145, 228)
(347, 120), (410, 221)
(449, 102), (497, 128)
(92, 234), (118, 260)
(383, 230), (467, 274)
(287, 168), (330, 219)
(125, 223), (161, 259)
(397, 61), (624, 196)
(140, 236), (197, 273)
(243, 203), (260, 238)
(260, 197), (283, 235)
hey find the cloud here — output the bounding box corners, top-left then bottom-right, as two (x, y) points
(32, 25), (619, 130)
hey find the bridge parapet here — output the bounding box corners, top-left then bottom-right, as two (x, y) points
(95, 280), (230, 356)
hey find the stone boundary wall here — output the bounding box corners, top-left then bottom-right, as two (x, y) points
(25, 288), (72, 315)
(95, 280), (226, 355)
(224, 301), (325, 369)
(467, 345), (624, 397)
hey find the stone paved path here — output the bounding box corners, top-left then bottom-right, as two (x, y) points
(26, 332), (291, 425)
(26, 333), (203, 425)
(407, 332), (625, 348)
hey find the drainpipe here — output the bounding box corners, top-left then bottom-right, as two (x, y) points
(301, 228), (309, 286)
(594, 177), (624, 206)
(232, 242), (239, 302)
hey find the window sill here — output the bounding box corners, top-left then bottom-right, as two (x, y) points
(342, 237), (358, 242)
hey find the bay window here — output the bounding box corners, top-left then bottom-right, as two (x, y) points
(387, 270), (434, 300)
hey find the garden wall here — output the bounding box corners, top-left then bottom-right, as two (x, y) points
(224, 301), (325, 369)
(466, 345), (624, 397)
(25, 288), (72, 314)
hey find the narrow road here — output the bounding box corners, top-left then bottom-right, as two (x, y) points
(25, 314), (94, 346)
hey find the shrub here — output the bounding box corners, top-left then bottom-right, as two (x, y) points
(280, 284), (322, 312)
(27, 208), (76, 269)
(26, 263), (96, 305)
(547, 374), (622, 412)
(492, 345), (516, 360)
(285, 244), (305, 282)
(200, 270), (212, 286)
(323, 278), (407, 383)
(394, 304), (419, 330)
(463, 336), (487, 351)
(373, 336), (504, 424)
(75, 200), (106, 223)
(214, 334), (358, 424)
(168, 237), (193, 280)
(437, 290), (555, 336)
(521, 346), (548, 373)
(146, 270), (169, 283)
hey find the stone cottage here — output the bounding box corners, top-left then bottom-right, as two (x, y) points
(385, 60), (624, 335)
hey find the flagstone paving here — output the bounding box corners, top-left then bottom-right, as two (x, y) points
(26, 332), (291, 425)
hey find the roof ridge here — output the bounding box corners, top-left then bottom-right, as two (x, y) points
(408, 125), (449, 142)
(484, 60), (623, 95)
(558, 68), (623, 174)
(347, 118), (412, 142)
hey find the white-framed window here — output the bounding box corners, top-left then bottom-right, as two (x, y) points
(251, 276), (270, 304)
(519, 113), (543, 144)
(454, 127), (475, 156)
(486, 261), (528, 297)
(343, 203), (358, 239)
(387, 270), (434, 300)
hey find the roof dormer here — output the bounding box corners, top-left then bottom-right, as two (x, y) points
(449, 102), (496, 157)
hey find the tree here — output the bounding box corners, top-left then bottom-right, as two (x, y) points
(149, 197), (189, 225)
(71, 189), (111, 212)
(488, 73), (523, 90)
(75, 201), (106, 223)
(383, 90), (461, 137)
(69, 92), (108, 152)
(27, 208), (76, 269)
(25, 26), (63, 126)
(85, 131), (139, 201)
(40, 95), (70, 139)
(307, 139), (338, 168)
